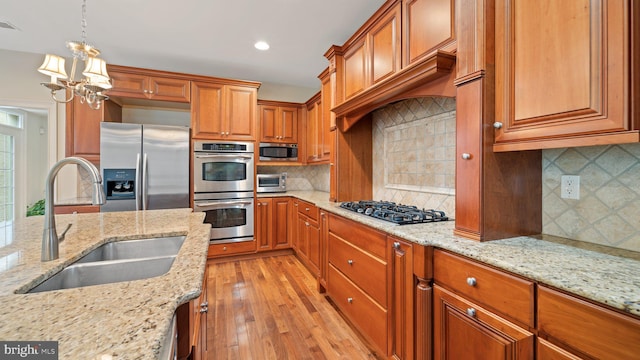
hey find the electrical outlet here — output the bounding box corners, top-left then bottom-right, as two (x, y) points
(561, 175), (580, 200)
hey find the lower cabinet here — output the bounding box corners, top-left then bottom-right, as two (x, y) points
(295, 200), (321, 276)
(433, 285), (534, 359)
(257, 197), (291, 252)
(207, 240), (256, 258)
(177, 264), (209, 360)
(54, 205), (100, 214)
(390, 237), (414, 360)
(537, 286), (640, 360)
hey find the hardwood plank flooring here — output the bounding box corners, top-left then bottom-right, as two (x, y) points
(206, 255), (378, 360)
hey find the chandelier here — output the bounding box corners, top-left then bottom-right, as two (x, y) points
(37, 0), (111, 110)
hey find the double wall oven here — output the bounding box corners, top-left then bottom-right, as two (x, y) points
(193, 141), (254, 244)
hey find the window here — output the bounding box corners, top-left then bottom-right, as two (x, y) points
(0, 109), (22, 247)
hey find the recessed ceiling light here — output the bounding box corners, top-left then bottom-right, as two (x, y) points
(254, 41), (270, 51)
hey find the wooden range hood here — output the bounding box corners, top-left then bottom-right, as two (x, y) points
(332, 50), (456, 132)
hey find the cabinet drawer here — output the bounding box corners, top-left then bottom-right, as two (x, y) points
(434, 250), (534, 327)
(297, 200), (318, 222)
(328, 264), (387, 354)
(329, 214), (387, 260)
(207, 241), (256, 258)
(329, 233), (387, 307)
(538, 286), (640, 360)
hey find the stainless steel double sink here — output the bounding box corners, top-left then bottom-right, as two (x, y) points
(27, 236), (186, 293)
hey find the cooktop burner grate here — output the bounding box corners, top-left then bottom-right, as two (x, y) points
(339, 200), (449, 225)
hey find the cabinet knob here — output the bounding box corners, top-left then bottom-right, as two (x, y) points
(305, 207), (310, 211)
(466, 308), (476, 317)
(200, 301), (208, 307)
(223, 246), (227, 251)
(200, 307), (208, 313)
(347, 297), (353, 304)
(347, 259), (354, 265)
(493, 122), (503, 129)
(466, 277), (477, 286)
(305, 222), (310, 227)
(143, 89), (149, 93)
(148, 90), (154, 94)
(393, 241), (401, 250)
(461, 153), (472, 160)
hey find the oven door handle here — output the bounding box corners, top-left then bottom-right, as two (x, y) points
(195, 154), (253, 160)
(195, 200), (253, 209)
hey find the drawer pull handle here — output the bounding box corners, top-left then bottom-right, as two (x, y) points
(347, 297), (353, 304)
(347, 259), (353, 265)
(466, 277), (477, 286)
(466, 308), (476, 317)
(393, 241), (401, 250)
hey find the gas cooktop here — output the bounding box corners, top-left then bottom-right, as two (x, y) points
(339, 200), (449, 225)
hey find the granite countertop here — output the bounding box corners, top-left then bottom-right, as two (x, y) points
(0, 208), (211, 359)
(273, 191), (640, 317)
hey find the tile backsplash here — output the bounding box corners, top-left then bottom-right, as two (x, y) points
(371, 97), (456, 216)
(542, 143), (640, 252)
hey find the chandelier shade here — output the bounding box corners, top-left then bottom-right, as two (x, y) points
(38, 54), (69, 80)
(83, 57), (110, 82)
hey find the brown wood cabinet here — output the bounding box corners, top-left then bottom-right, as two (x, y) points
(258, 101), (300, 143)
(257, 197), (291, 252)
(305, 92), (330, 164)
(108, 69), (190, 103)
(191, 81), (258, 141)
(402, 0), (455, 67)
(54, 205), (100, 214)
(295, 200), (320, 275)
(343, 1), (401, 101)
(65, 95), (122, 165)
(454, 2), (541, 241)
(493, 0), (640, 151)
(318, 209), (329, 292)
(433, 285), (535, 360)
(537, 286), (640, 360)
(433, 250), (535, 360)
(327, 214), (389, 356)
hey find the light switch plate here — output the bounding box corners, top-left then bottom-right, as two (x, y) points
(561, 175), (580, 200)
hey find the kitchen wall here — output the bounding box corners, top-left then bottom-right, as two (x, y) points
(542, 144), (640, 252)
(371, 97), (456, 216)
(257, 165), (330, 192)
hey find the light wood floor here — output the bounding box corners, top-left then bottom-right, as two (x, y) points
(206, 255), (378, 360)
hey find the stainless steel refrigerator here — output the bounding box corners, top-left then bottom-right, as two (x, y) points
(100, 123), (190, 212)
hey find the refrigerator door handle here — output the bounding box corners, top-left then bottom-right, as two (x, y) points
(142, 153), (149, 210)
(135, 153), (141, 211)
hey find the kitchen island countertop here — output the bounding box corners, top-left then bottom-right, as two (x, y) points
(270, 191), (640, 317)
(0, 208), (210, 359)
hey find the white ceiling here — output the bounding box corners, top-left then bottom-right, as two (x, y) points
(0, 0), (386, 91)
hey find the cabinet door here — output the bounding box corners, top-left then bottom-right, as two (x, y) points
(272, 197), (291, 249)
(256, 198), (272, 252)
(306, 102), (319, 161)
(108, 71), (148, 99)
(147, 77), (190, 102)
(279, 106), (299, 143)
(390, 238), (414, 360)
(319, 210), (329, 290)
(369, 2), (401, 85)
(225, 85), (256, 140)
(537, 338), (584, 360)
(494, 0), (634, 150)
(306, 219), (320, 276)
(191, 81), (225, 139)
(403, 0), (455, 66)
(343, 38), (367, 100)
(433, 285), (534, 360)
(195, 265), (209, 360)
(259, 105), (279, 142)
(290, 200), (299, 251)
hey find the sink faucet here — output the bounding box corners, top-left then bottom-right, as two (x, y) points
(42, 157), (106, 261)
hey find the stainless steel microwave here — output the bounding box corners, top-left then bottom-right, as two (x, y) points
(257, 173), (287, 193)
(259, 143), (298, 161)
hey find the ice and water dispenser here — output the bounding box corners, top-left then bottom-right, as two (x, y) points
(103, 169), (136, 200)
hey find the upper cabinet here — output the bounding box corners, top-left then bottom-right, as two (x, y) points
(343, 2), (402, 101)
(107, 66), (191, 103)
(191, 81), (258, 141)
(258, 100), (300, 144)
(305, 91), (331, 164)
(493, 0), (640, 151)
(403, 0), (455, 66)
